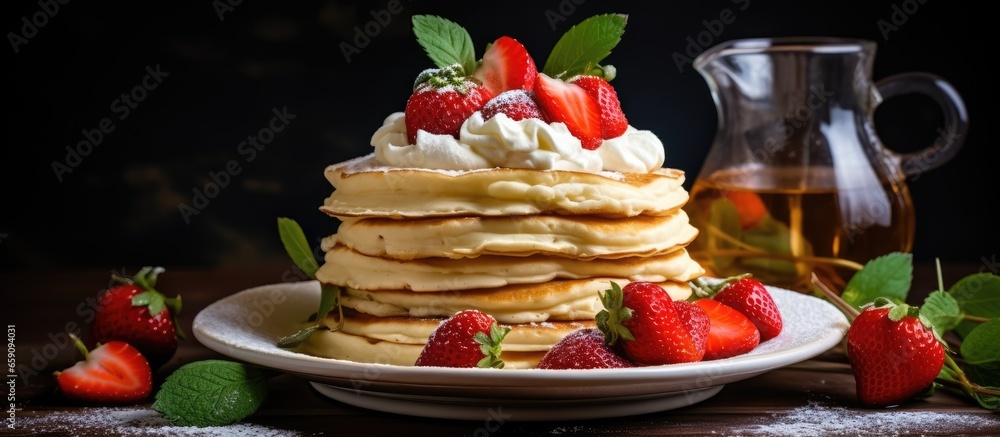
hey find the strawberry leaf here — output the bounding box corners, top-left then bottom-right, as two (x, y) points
(412, 15), (477, 75)
(949, 273), (1000, 338)
(543, 13), (627, 79)
(841, 252), (912, 311)
(132, 291), (167, 317)
(921, 290), (963, 337)
(153, 360), (275, 427)
(277, 217), (319, 279)
(960, 319), (1000, 370)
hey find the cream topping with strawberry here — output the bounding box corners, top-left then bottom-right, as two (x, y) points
(372, 110), (665, 173)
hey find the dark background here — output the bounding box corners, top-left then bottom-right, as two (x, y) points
(1, 0), (993, 273)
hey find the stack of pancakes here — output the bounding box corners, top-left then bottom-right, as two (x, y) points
(297, 154), (705, 368)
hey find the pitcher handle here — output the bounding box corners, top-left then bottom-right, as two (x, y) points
(874, 72), (969, 177)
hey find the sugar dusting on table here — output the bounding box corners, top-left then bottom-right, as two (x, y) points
(19, 407), (301, 436)
(731, 401), (1000, 436)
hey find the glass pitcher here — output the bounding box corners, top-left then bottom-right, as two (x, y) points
(684, 37), (968, 292)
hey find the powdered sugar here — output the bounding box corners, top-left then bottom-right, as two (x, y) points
(730, 401), (1000, 436)
(18, 407), (300, 436)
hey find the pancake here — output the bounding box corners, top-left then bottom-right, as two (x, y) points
(317, 244), (706, 292)
(340, 278), (693, 324)
(296, 309), (597, 368)
(320, 154), (689, 218)
(323, 210), (699, 260)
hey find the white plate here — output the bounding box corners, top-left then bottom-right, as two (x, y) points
(193, 280), (849, 421)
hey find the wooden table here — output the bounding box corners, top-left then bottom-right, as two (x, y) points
(3, 261), (999, 436)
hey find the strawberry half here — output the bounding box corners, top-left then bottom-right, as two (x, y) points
(570, 75), (628, 139)
(480, 90), (545, 122)
(91, 267), (184, 370)
(846, 299), (945, 406)
(537, 328), (634, 370)
(473, 36), (537, 96)
(405, 65), (495, 144)
(674, 300), (710, 360)
(415, 309), (511, 368)
(54, 334), (153, 403)
(533, 73), (603, 150)
(694, 298), (761, 361)
(597, 281), (703, 365)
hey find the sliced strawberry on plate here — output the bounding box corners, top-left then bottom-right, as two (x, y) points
(480, 89), (545, 122)
(54, 334), (153, 403)
(674, 300), (710, 360)
(415, 309), (511, 368)
(694, 298), (761, 361)
(571, 75), (628, 139)
(473, 36), (537, 96)
(537, 328), (634, 370)
(533, 73), (603, 150)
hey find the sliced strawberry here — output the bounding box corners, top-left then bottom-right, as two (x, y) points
(415, 309), (511, 368)
(473, 36), (537, 96)
(480, 90), (545, 122)
(694, 298), (761, 360)
(570, 76), (628, 139)
(537, 328), (634, 369)
(54, 334), (153, 403)
(533, 73), (603, 150)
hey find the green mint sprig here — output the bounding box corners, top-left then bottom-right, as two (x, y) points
(412, 14), (477, 75)
(542, 13), (627, 80)
(275, 217), (342, 348)
(153, 360), (276, 427)
(828, 254), (1000, 410)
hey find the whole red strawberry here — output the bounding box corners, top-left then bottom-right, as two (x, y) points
(54, 334), (153, 403)
(481, 90), (545, 122)
(694, 298), (761, 361)
(570, 75), (628, 139)
(405, 64), (495, 144)
(537, 328), (634, 369)
(846, 299), (945, 406)
(597, 281), (702, 365)
(415, 309), (511, 368)
(91, 266), (184, 369)
(692, 274), (783, 341)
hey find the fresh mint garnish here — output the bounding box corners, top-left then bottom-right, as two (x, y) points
(412, 15), (477, 75)
(841, 252), (912, 311)
(542, 13), (627, 79)
(275, 217), (342, 348)
(153, 360), (276, 427)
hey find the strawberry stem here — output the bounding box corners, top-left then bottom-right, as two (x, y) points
(811, 273), (860, 321)
(941, 354), (1000, 397)
(68, 333), (89, 361)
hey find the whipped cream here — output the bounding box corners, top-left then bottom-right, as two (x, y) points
(371, 111), (665, 173)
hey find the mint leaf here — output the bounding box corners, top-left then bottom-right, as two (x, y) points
(276, 325), (319, 348)
(543, 13), (627, 78)
(704, 197), (741, 271)
(412, 15), (476, 75)
(921, 290), (963, 337)
(277, 217), (319, 279)
(317, 283), (339, 321)
(841, 252), (912, 310)
(950, 273), (1000, 338)
(153, 360), (274, 427)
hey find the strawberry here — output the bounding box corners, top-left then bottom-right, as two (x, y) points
(480, 90), (545, 122)
(53, 334), (153, 403)
(570, 75), (628, 139)
(473, 36), (537, 96)
(694, 298), (761, 361)
(846, 299), (945, 406)
(404, 64), (495, 144)
(674, 300), (710, 359)
(721, 191), (768, 229)
(414, 309), (511, 368)
(536, 328), (634, 369)
(533, 72), (603, 150)
(597, 281), (702, 365)
(691, 275), (783, 342)
(90, 266), (184, 369)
